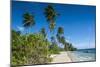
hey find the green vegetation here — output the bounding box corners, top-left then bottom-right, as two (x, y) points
(11, 5), (77, 66)
(12, 30), (52, 65)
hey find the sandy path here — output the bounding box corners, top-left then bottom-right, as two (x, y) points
(51, 51), (72, 63)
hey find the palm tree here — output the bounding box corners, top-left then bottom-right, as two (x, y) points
(44, 5), (59, 49)
(56, 27), (68, 51)
(44, 5), (58, 32)
(51, 36), (55, 43)
(56, 27), (64, 43)
(23, 12), (35, 34)
(49, 22), (55, 32)
(57, 27), (64, 35)
(61, 36), (69, 51)
(60, 36), (65, 44)
(40, 27), (46, 38)
(64, 42), (69, 51)
(64, 43), (67, 51)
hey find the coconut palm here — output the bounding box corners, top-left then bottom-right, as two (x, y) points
(60, 36), (69, 51)
(49, 22), (55, 32)
(64, 42), (69, 51)
(44, 5), (58, 32)
(40, 27), (46, 38)
(56, 27), (68, 51)
(56, 27), (64, 43)
(51, 36), (55, 43)
(57, 27), (64, 35)
(23, 12), (35, 34)
(64, 43), (67, 51)
(60, 36), (65, 44)
(44, 5), (58, 49)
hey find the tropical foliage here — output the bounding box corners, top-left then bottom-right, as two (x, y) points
(11, 4), (77, 66)
(12, 30), (52, 65)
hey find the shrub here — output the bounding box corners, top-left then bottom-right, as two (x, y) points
(49, 44), (60, 54)
(11, 30), (51, 65)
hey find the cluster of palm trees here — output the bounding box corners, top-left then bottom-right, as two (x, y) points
(12, 4), (77, 65)
(22, 4), (76, 52)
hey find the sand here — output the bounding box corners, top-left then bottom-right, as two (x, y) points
(50, 51), (72, 63)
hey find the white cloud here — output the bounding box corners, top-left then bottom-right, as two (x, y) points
(17, 26), (24, 32)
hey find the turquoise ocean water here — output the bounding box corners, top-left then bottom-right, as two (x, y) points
(69, 48), (96, 62)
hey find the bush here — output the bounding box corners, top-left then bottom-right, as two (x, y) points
(49, 44), (60, 54)
(11, 30), (51, 65)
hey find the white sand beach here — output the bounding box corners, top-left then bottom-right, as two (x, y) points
(50, 51), (72, 63)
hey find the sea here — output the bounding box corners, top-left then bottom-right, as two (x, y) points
(69, 48), (96, 62)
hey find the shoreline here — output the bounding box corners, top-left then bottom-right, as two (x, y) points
(50, 51), (72, 63)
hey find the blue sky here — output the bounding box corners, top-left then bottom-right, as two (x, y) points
(12, 1), (96, 49)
